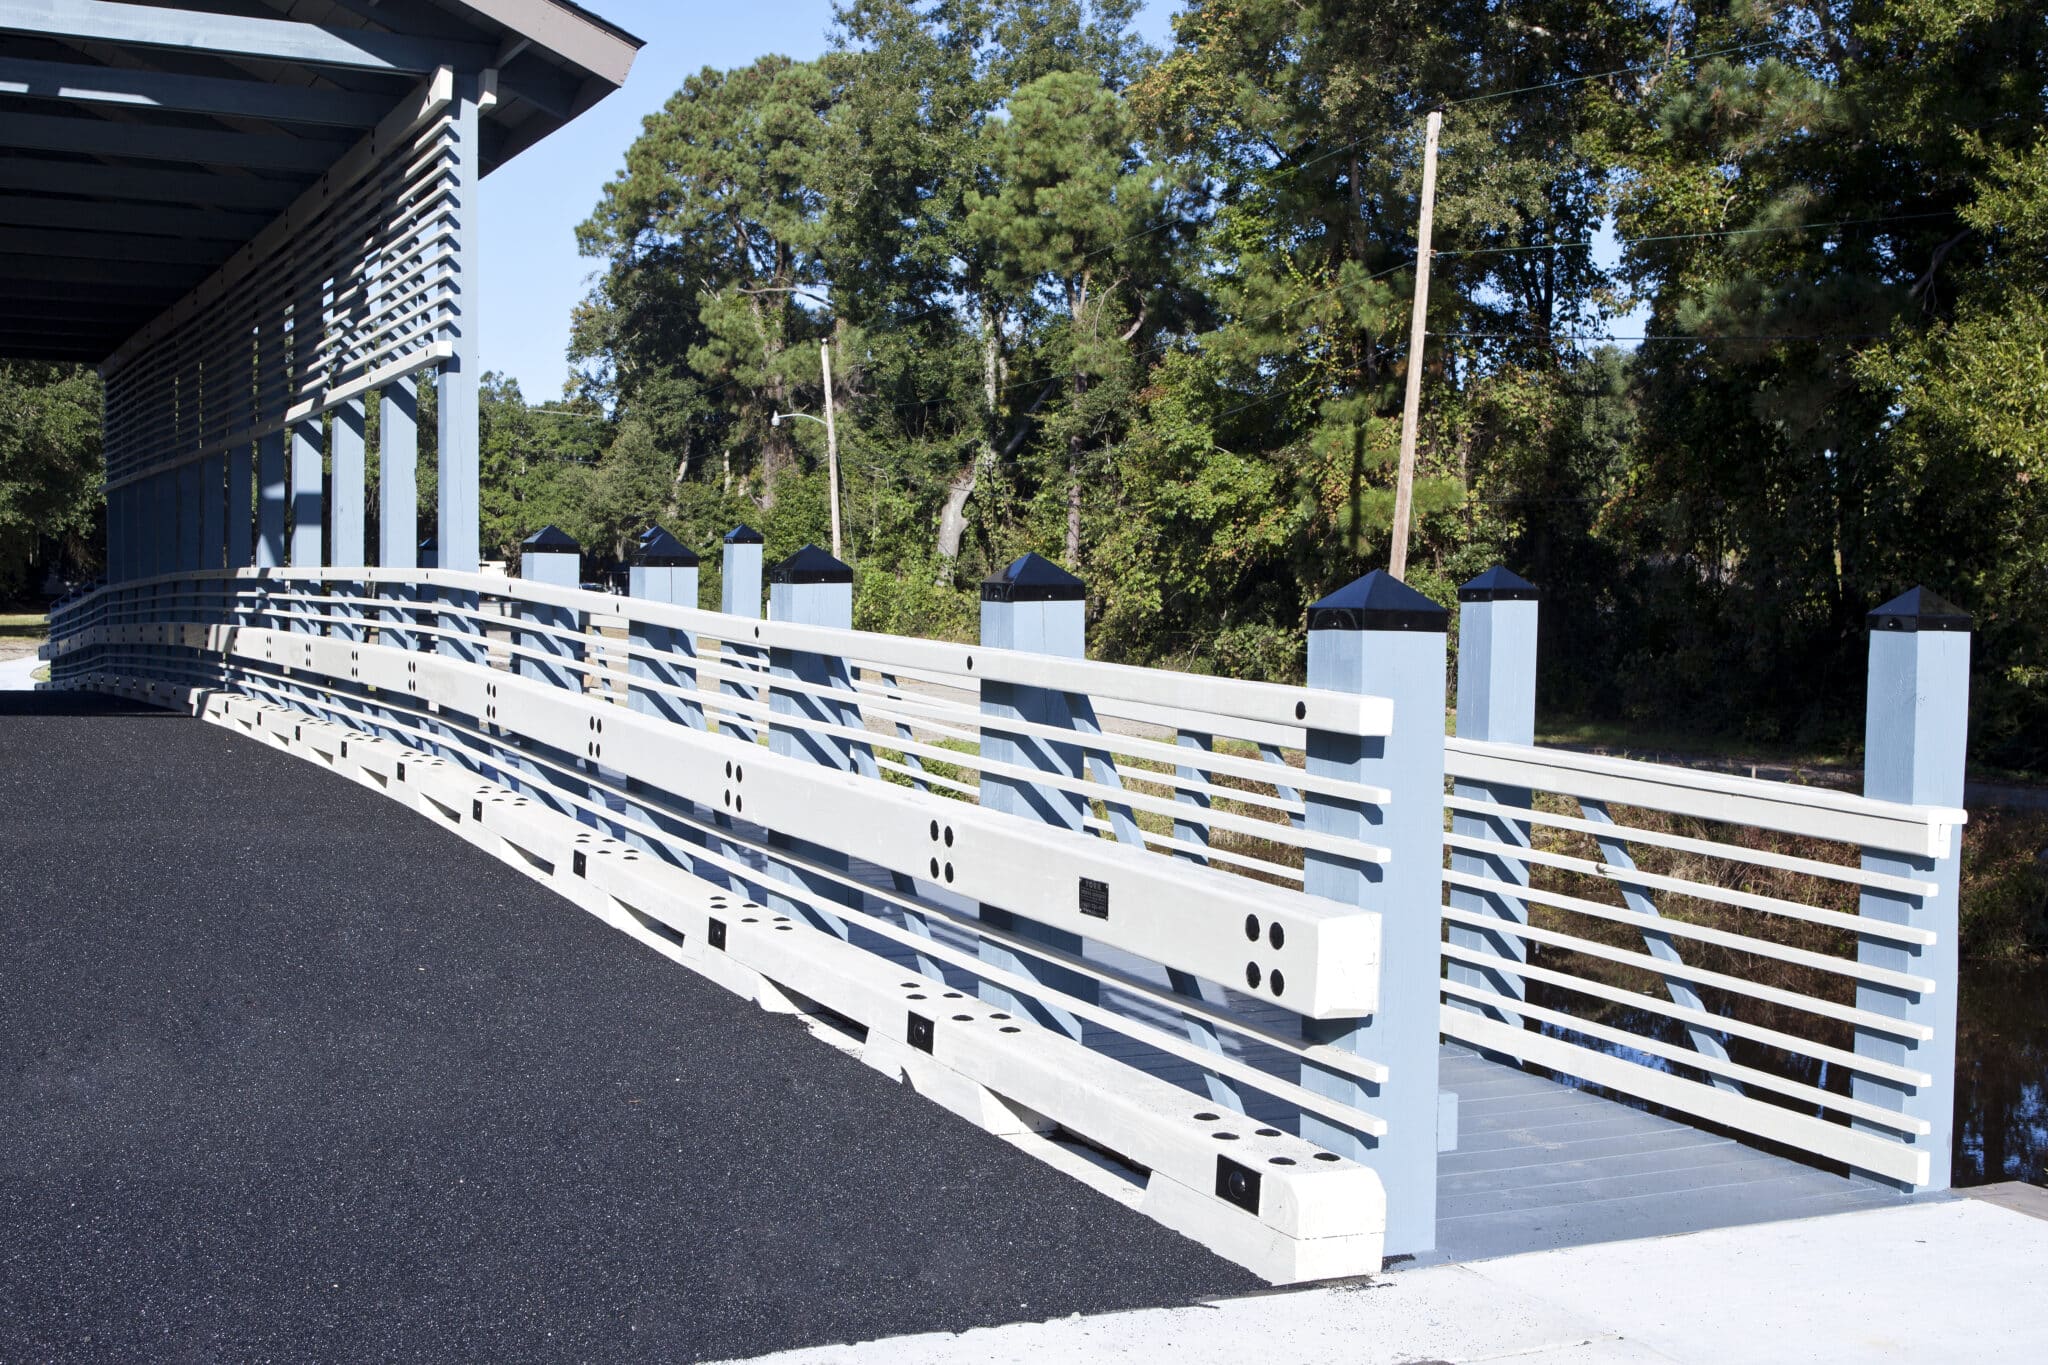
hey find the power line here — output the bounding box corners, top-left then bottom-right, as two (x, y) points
(1432, 330), (1892, 342)
(1432, 211), (1960, 258)
(1442, 34), (1794, 108)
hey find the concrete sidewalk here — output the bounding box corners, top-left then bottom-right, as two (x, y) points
(0, 648), (43, 690)
(728, 1192), (2048, 1364)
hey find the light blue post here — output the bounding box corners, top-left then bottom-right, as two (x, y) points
(719, 525), (765, 746)
(227, 448), (252, 569)
(627, 527), (702, 727)
(330, 402), (365, 567)
(619, 526), (708, 866)
(176, 462), (201, 570)
(977, 552), (1099, 1040)
(256, 431), (286, 568)
(199, 455), (225, 570)
(378, 381), (418, 572)
(511, 525), (588, 818)
(1855, 587), (1971, 1191)
(153, 473), (176, 577)
(516, 526), (583, 690)
(329, 400), (366, 642)
(1300, 570), (1448, 1258)
(1448, 567), (1539, 1030)
(764, 545), (869, 937)
(289, 421), (322, 569)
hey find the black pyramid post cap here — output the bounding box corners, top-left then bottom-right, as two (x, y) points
(982, 552), (1085, 603)
(1869, 586), (1973, 634)
(768, 544), (852, 585)
(723, 524), (765, 545)
(1307, 570), (1450, 632)
(635, 526), (699, 567)
(522, 525), (580, 553)
(1459, 565), (1540, 603)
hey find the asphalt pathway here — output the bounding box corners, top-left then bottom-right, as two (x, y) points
(0, 693), (1256, 1363)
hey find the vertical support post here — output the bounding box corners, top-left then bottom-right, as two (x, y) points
(977, 552), (1098, 1040)
(764, 545), (868, 937)
(153, 473), (176, 578)
(377, 380), (419, 652)
(1447, 567), (1539, 1031)
(199, 455), (225, 570)
(330, 401), (366, 568)
(289, 422), (323, 568)
(1855, 587), (1971, 1191)
(512, 526), (588, 818)
(516, 527), (583, 689)
(1299, 569), (1448, 1258)
(225, 446), (252, 570)
(436, 74), (482, 575)
(256, 432), (286, 569)
(627, 528), (702, 727)
(378, 382), (419, 570)
(105, 485), (123, 583)
(176, 462), (201, 571)
(330, 401), (366, 643)
(719, 525), (765, 745)
(618, 527), (709, 868)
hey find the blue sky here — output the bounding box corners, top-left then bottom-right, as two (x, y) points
(477, 1), (1184, 400)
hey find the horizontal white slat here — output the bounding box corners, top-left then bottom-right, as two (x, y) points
(1438, 977), (1929, 1135)
(87, 569), (1396, 741)
(1439, 904), (1936, 1039)
(1443, 869), (1935, 992)
(1443, 835), (1936, 948)
(1446, 738), (1964, 859)
(183, 619), (1384, 1020)
(1444, 794), (1941, 898)
(1433, 941), (1925, 1088)
(1442, 1007), (1930, 1186)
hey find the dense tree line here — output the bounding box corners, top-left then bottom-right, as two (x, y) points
(530, 0), (2046, 765)
(6, 2), (2041, 770)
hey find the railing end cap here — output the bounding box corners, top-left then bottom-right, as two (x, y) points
(1458, 565), (1540, 603)
(635, 527), (699, 567)
(768, 544), (852, 584)
(982, 552), (1085, 603)
(1869, 586), (1972, 634)
(1308, 570), (1449, 633)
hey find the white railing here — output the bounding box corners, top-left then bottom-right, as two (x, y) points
(41, 566), (1408, 1283)
(1440, 738), (1965, 1187)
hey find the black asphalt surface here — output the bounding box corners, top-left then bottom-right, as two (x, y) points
(0, 693), (1256, 1363)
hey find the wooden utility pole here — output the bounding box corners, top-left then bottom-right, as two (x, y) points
(820, 340), (843, 560)
(1388, 109), (1442, 582)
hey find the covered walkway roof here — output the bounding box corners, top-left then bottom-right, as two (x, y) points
(0, 0), (641, 362)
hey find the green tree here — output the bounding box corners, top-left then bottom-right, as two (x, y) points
(0, 362), (103, 598)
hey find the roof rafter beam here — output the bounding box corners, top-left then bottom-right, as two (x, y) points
(0, 223), (232, 264)
(0, 193), (268, 240)
(0, 54), (396, 127)
(0, 1), (493, 75)
(0, 157), (302, 211)
(0, 109), (351, 172)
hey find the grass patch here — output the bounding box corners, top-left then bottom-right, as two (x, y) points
(31, 665), (49, 683)
(0, 613), (49, 640)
